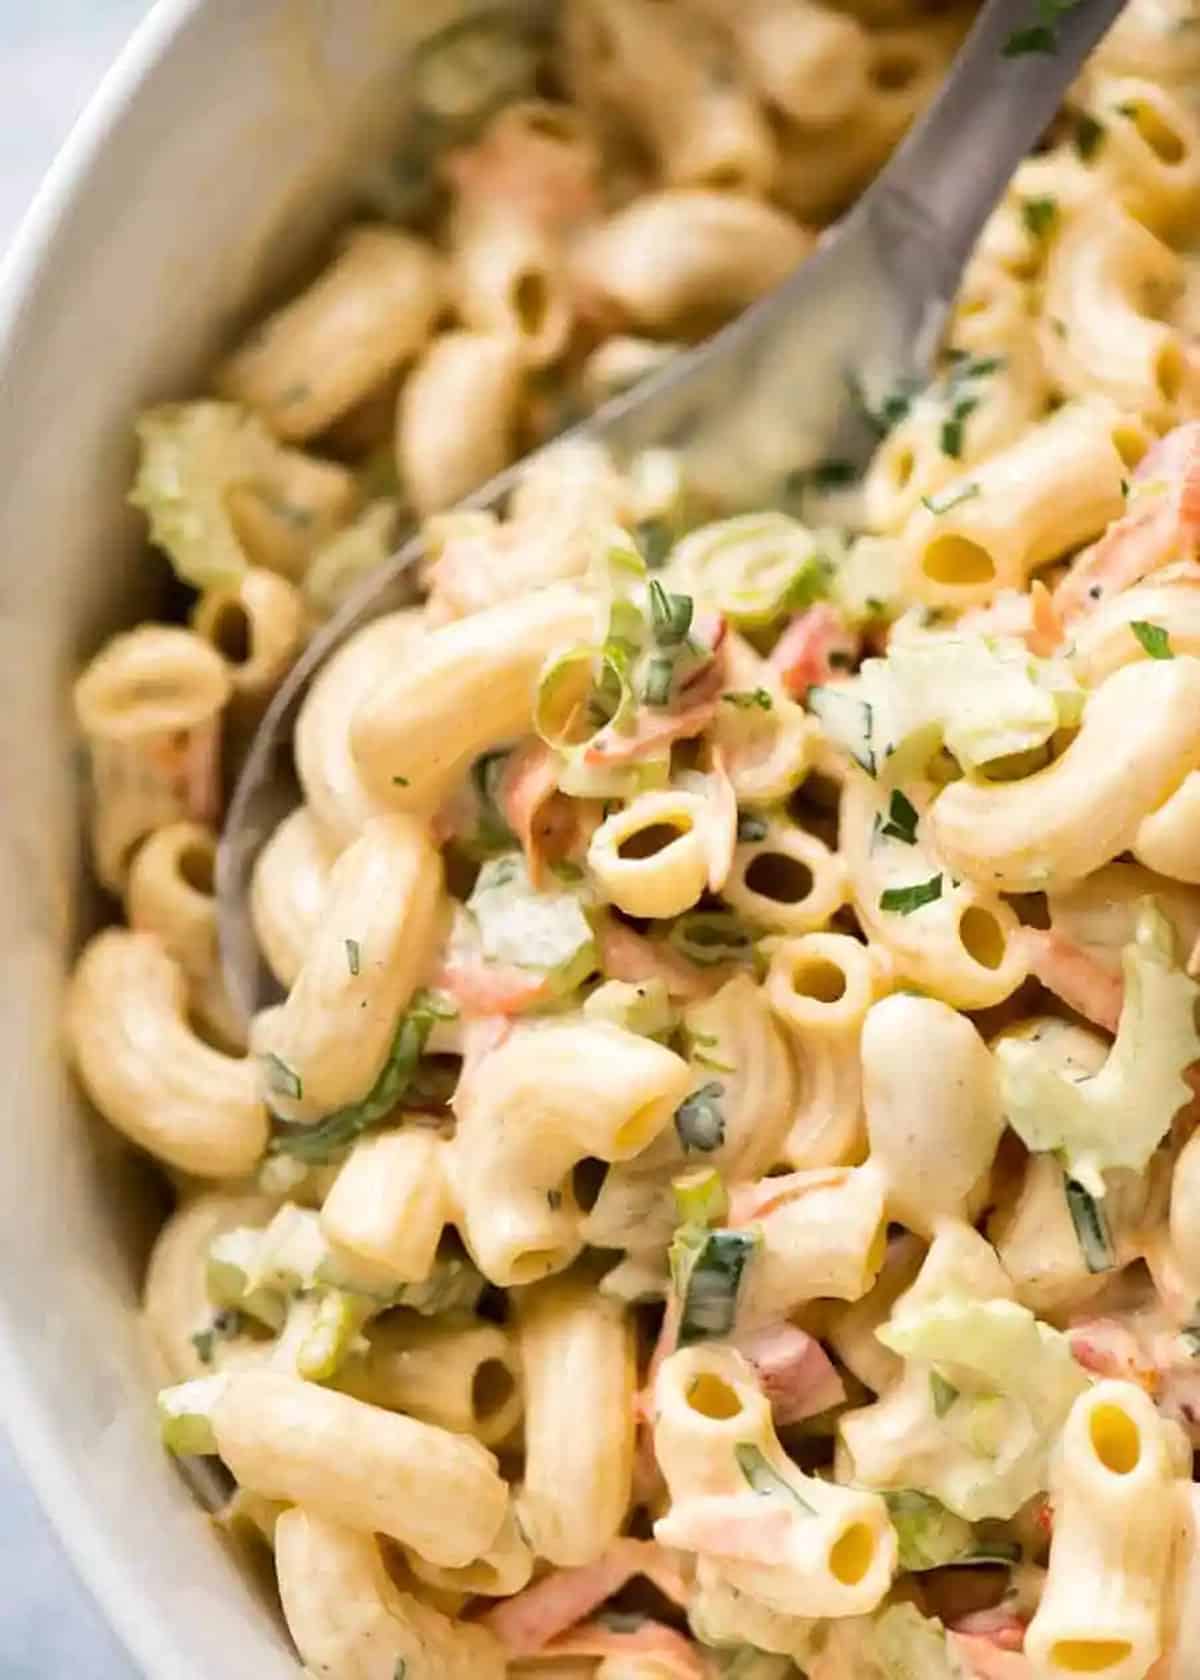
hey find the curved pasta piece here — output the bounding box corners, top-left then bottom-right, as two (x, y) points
(404, 1507), (534, 1600)
(516, 1272), (636, 1567)
(723, 817), (848, 937)
(1133, 772), (1200, 884)
(65, 929), (266, 1177)
(448, 199), (573, 368)
(217, 226), (443, 441)
(255, 814), (444, 1124)
(1081, 76), (1200, 235)
(449, 1018), (690, 1286)
(73, 625), (231, 890)
(587, 787), (728, 920)
(351, 585), (596, 815)
(731, 1166), (888, 1323)
(398, 331), (525, 517)
(339, 1314), (523, 1449)
(929, 657), (1200, 893)
(703, 0), (871, 129)
(1070, 562), (1200, 684)
(320, 1128), (455, 1286)
(212, 1370), (507, 1566)
(294, 607), (429, 850)
(274, 1507), (506, 1680)
(571, 192), (812, 333)
(249, 804), (334, 989)
(191, 566), (307, 714)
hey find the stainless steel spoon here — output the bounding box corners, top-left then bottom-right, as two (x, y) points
(218, 0), (1126, 1022)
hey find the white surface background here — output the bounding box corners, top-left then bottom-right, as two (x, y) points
(2, 7), (153, 1673)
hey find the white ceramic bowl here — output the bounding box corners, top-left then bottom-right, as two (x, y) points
(0, 3), (494, 1672)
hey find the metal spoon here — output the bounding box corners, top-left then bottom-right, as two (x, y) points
(218, 0), (1126, 1022)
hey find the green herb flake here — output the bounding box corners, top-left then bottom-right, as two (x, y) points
(921, 483), (981, 516)
(263, 1053), (303, 1103)
(647, 578), (694, 647)
(722, 688), (774, 711)
(1065, 1177), (1115, 1273)
(1075, 114), (1105, 159)
(736, 811), (769, 844)
(940, 396), (979, 460)
(880, 874), (943, 915)
(392, 774), (410, 787)
(675, 1081), (726, 1152)
(642, 653), (677, 707)
(191, 1329), (215, 1367)
(811, 458), (857, 489)
(880, 789), (920, 845)
(1131, 620), (1173, 659)
(1003, 22), (1059, 55)
(1021, 196), (1058, 239)
(672, 1227), (758, 1343)
(930, 1370), (959, 1417)
(345, 939), (361, 977)
(734, 1442), (817, 1515)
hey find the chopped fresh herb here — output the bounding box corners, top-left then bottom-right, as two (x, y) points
(642, 653), (676, 707)
(812, 458), (858, 489)
(880, 875), (943, 915)
(1064, 1177), (1115, 1272)
(190, 1308), (245, 1369)
(940, 397), (978, 460)
(930, 1370), (959, 1417)
(807, 686), (875, 775)
(647, 578), (693, 646)
(268, 989), (457, 1162)
(722, 688), (774, 711)
(672, 1227), (758, 1343)
(1004, 0), (1090, 57)
(635, 518), (673, 570)
(734, 1442), (817, 1515)
(672, 1166), (730, 1228)
(921, 483), (981, 516)
(675, 1081), (726, 1152)
(1021, 196), (1058, 239)
(392, 774), (410, 787)
(669, 909), (756, 968)
(191, 1329), (215, 1366)
(1121, 478), (1130, 497)
(736, 811), (769, 844)
(852, 371), (920, 436)
(1130, 620), (1173, 659)
(1050, 317), (1068, 339)
(345, 939), (361, 977)
(880, 789), (920, 845)
(262, 1053), (303, 1102)
(394, 1663), (407, 1680)
(1075, 114), (1105, 159)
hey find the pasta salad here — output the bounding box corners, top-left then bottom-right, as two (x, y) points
(62, 2), (1200, 1678)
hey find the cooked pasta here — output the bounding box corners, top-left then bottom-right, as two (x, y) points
(66, 7), (1200, 1678)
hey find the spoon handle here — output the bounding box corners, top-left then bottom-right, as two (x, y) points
(877, 0), (1127, 285)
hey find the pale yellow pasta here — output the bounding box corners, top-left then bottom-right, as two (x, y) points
(65, 929), (266, 1177)
(723, 817), (849, 936)
(1040, 203), (1189, 429)
(714, 0), (871, 129)
(404, 1508), (533, 1599)
(210, 1369), (507, 1565)
(710, 634), (814, 805)
(124, 820), (243, 1051)
(653, 1344), (896, 1617)
(1091, 0), (1200, 89)
(142, 1189), (277, 1383)
(901, 400), (1142, 609)
(274, 1507), (506, 1680)
(249, 804), (333, 990)
(842, 775), (1027, 1008)
(1046, 861), (1200, 975)
(397, 331), (526, 518)
(255, 815), (443, 1124)
(579, 335), (682, 408)
(991, 1146), (1114, 1319)
(1133, 771), (1200, 884)
(929, 656), (1200, 893)
(765, 930), (889, 1169)
(294, 607), (428, 851)
(587, 787), (729, 920)
(73, 625), (230, 891)
(1159, 1486), (1200, 1680)
(946, 257), (1034, 358)
(449, 203), (572, 369)
(191, 564), (307, 727)
(449, 1017), (689, 1285)
(1169, 1129), (1200, 1300)
(350, 584), (596, 815)
(320, 1128), (454, 1285)
(571, 192), (813, 333)
(1025, 1381), (1187, 1680)
(515, 1271), (636, 1567)
(340, 1314), (522, 1450)
(688, 1567), (820, 1666)
(225, 445), (359, 583)
(217, 226), (443, 442)
(825, 1233), (925, 1397)
(861, 993), (1003, 1238)
(563, 0), (776, 195)
(1070, 563), (1200, 685)
(736, 1165), (887, 1324)
(1076, 77), (1200, 234)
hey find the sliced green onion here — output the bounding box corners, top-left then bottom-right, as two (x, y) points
(734, 1442), (816, 1514)
(671, 1227), (758, 1344)
(669, 910), (757, 968)
(648, 578), (694, 646)
(880, 875), (943, 915)
(672, 1167), (730, 1228)
(880, 789), (919, 845)
(1064, 1176), (1115, 1273)
(930, 1370), (959, 1417)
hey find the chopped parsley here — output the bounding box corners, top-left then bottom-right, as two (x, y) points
(392, 774), (410, 787)
(940, 397), (978, 460)
(262, 1053), (303, 1102)
(1074, 114), (1105, 160)
(722, 688), (773, 711)
(734, 1442), (816, 1514)
(736, 811), (769, 844)
(1065, 1177), (1115, 1273)
(810, 458), (857, 489)
(672, 1227), (757, 1343)
(647, 578), (693, 646)
(930, 1370), (959, 1418)
(879, 789), (920, 845)
(922, 483), (981, 516)
(675, 1082), (726, 1152)
(1003, 0), (1089, 56)
(345, 939), (361, 976)
(1021, 196), (1058, 239)
(880, 874), (943, 915)
(1130, 620), (1173, 659)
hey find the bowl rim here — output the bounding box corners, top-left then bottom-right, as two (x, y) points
(0, 11), (219, 1675)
